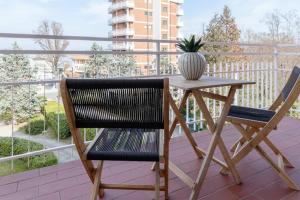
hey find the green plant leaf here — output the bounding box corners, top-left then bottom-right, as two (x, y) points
(176, 35), (205, 52)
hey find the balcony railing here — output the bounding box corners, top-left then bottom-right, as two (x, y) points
(177, 32), (184, 39)
(108, 0), (134, 13)
(171, 0), (184, 4)
(109, 42), (134, 50)
(108, 15), (134, 25)
(177, 20), (184, 27)
(108, 28), (134, 37)
(0, 33), (300, 175)
(177, 8), (184, 16)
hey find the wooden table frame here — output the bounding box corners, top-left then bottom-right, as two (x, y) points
(167, 76), (254, 200)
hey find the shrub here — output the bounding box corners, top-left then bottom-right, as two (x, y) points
(80, 128), (97, 141)
(21, 115), (47, 135)
(0, 137), (58, 169)
(29, 153), (57, 168)
(0, 110), (13, 124)
(44, 101), (70, 139)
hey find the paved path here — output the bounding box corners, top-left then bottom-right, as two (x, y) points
(0, 123), (78, 163)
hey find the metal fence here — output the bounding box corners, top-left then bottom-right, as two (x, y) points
(0, 33), (299, 175)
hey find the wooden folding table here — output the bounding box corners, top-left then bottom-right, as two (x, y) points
(168, 75), (254, 200)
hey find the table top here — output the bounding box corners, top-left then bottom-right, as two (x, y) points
(169, 75), (255, 90)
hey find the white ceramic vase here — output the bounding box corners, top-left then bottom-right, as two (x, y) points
(178, 52), (207, 80)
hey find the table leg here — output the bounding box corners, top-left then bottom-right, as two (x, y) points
(152, 90), (191, 171)
(169, 92), (203, 159)
(169, 90), (190, 137)
(189, 86), (241, 200)
(192, 89), (241, 183)
(189, 127), (222, 200)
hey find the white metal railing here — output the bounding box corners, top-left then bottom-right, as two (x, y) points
(177, 32), (184, 39)
(171, 0), (184, 4)
(110, 42), (134, 50)
(177, 20), (184, 27)
(108, 0), (134, 13)
(108, 28), (134, 37)
(0, 32), (300, 174)
(108, 15), (134, 25)
(177, 8), (184, 16)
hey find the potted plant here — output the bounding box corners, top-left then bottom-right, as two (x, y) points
(176, 35), (207, 80)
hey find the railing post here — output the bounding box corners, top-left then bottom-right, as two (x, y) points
(273, 45), (279, 98)
(156, 41), (161, 75)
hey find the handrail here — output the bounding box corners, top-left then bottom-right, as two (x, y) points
(1, 32), (299, 47)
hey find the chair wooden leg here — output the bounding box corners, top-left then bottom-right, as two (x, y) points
(237, 125), (294, 168)
(255, 145), (299, 190)
(99, 188), (104, 199)
(263, 137), (294, 168)
(155, 162), (160, 200)
(151, 162), (156, 171)
(217, 138), (241, 184)
(90, 161), (104, 200)
(230, 136), (245, 152)
(233, 124), (299, 190)
(164, 160), (169, 200)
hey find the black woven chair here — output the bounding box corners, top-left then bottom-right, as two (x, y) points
(225, 66), (300, 190)
(60, 78), (169, 200)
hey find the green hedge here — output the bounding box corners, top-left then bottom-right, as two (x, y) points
(0, 137), (58, 169)
(45, 101), (70, 139)
(43, 101), (99, 140)
(80, 128), (97, 141)
(21, 115), (47, 135)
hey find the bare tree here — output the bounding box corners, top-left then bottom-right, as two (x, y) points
(34, 20), (69, 77)
(263, 10), (281, 42)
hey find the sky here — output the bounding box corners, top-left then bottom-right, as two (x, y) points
(0, 0), (299, 49)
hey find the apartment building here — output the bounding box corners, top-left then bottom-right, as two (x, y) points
(108, 0), (184, 75)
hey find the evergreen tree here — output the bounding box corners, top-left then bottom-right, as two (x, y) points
(203, 5), (242, 63)
(86, 42), (136, 78)
(85, 43), (109, 78)
(0, 43), (40, 123)
(108, 54), (136, 77)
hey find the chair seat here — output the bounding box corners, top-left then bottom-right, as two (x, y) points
(86, 128), (160, 162)
(228, 105), (276, 122)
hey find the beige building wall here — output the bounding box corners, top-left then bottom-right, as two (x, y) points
(108, 0), (184, 75)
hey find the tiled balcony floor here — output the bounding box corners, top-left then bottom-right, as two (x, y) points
(1, 117), (300, 200)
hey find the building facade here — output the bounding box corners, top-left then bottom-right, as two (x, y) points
(108, 0), (184, 75)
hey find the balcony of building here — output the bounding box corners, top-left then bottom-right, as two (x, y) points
(108, 28), (134, 37)
(0, 34), (300, 200)
(108, 15), (134, 25)
(177, 8), (184, 16)
(108, 1), (134, 13)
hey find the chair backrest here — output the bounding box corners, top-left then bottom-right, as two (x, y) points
(281, 66), (300, 100)
(265, 66), (300, 131)
(61, 78), (168, 129)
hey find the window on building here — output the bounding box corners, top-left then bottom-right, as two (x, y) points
(162, 47), (168, 51)
(162, 6), (168, 12)
(144, 11), (152, 16)
(162, 34), (168, 39)
(144, 25), (152, 29)
(162, 20), (168, 26)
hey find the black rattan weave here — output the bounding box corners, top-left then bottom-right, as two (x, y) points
(228, 106), (276, 122)
(87, 128), (160, 161)
(65, 78), (165, 162)
(66, 79), (164, 129)
(281, 66), (300, 100)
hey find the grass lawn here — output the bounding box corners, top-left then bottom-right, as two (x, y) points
(0, 159), (29, 176)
